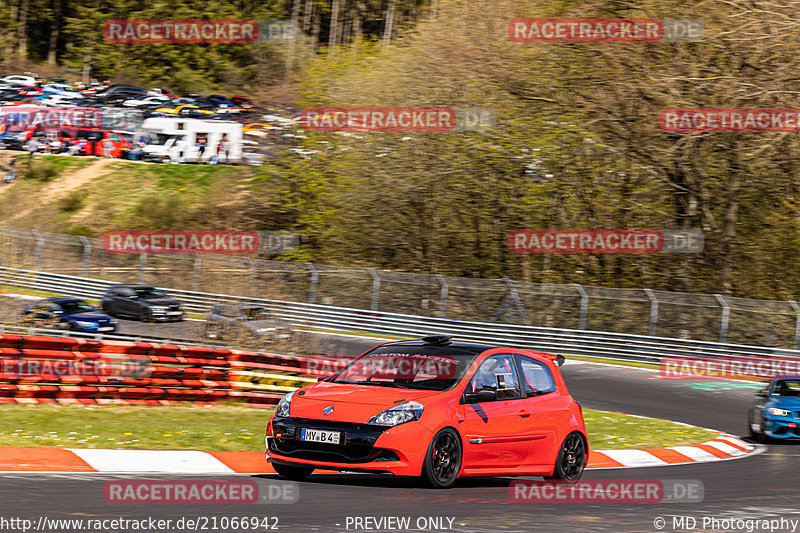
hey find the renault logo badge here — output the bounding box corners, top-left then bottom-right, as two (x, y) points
(323, 406), (334, 415)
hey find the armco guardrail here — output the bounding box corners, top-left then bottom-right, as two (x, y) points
(2, 266), (800, 365)
(2, 225), (799, 348)
(0, 334), (342, 406)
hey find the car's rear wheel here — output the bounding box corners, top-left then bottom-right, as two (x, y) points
(273, 463), (314, 481)
(546, 432), (586, 482)
(421, 428), (462, 489)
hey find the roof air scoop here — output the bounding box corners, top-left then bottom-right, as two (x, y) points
(422, 335), (452, 346)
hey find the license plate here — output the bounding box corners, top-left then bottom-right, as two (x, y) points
(97, 327), (114, 331)
(166, 311), (183, 316)
(300, 428), (342, 445)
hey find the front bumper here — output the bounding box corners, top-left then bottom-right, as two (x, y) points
(149, 310), (184, 321)
(764, 416), (800, 438)
(266, 416), (434, 477)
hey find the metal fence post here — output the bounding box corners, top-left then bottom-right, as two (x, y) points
(138, 253), (146, 283)
(715, 294), (730, 343)
(503, 277), (531, 325)
(437, 274), (448, 319)
(32, 230), (44, 270)
(78, 236), (91, 278)
(245, 258), (255, 293)
(575, 284), (588, 330)
(644, 289), (658, 337)
(367, 268), (380, 311)
(790, 301), (800, 350)
(306, 262), (318, 304)
(192, 254), (201, 291)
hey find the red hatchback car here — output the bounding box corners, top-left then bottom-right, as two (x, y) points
(266, 336), (588, 488)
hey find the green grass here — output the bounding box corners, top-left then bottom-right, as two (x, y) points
(0, 404), (272, 452)
(0, 404), (717, 452)
(34, 155), (96, 174)
(583, 409), (718, 449)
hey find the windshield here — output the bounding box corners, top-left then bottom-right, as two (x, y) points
(143, 133), (178, 145)
(330, 345), (479, 391)
(242, 307), (270, 319)
(135, 288), (166, 299)
(58, 300), (95, 314)
(773, 380), (800, 396)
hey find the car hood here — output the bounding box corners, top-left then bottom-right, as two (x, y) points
(288, 381), (443, 423)
(768, 397), (800, 409)
(65, 311), (113, 322)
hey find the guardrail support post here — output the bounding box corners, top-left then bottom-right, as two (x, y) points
(32, 230), (44, 270)
(138, 253), (146, 283)
(715, 294), (730, 343)
(575, 284), (588, 330)
(306, 262), (318, 304)
(437, 274), (448, 318)
(790, 301), (800, 350)
(193, 255), (201, 291)
(78, 236), (91, 278)
(644, 288), (658, 337)
(367, 268), (380, 311)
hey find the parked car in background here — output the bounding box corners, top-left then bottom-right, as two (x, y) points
(204, 303), (293, 342)
(122, 95), (170, 108)
(95, 85), (148, 103)
(21, 297), (117, 333)
(0, 75), (38, 87)
(41, 84), (83, 99)
(102, 284), (184, 322)
(230, 96), (255, 108)
(60, 127), (133, 157)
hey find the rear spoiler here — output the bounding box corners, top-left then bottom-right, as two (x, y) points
(537, 352), (566, 366)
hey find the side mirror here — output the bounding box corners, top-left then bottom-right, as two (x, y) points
(556, 354), (565, 366)
(465, 389), (497, 403)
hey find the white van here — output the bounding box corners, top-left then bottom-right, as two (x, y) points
(137, 117), (243, 163)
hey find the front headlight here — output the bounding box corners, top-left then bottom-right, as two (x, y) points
(368, 401), (424, 427)
(150, 306), (168, 312)
(768, 407), (792, 417)
(74, 321), (96, 328)
(276, 391), (295, 417)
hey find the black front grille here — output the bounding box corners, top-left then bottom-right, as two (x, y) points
(270, 417), (393, 464)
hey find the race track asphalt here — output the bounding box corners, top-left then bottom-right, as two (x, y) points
(1, 336), (799, 532)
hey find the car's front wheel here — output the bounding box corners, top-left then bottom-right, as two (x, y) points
(273, 463), (314, 481)
(421, 428), (462, 489)
(546, 432), (586, 482)
(139, 308), (151, 323)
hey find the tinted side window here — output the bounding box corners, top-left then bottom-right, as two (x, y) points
(466, 354), (522, 400)
(518, 357), (556, 396)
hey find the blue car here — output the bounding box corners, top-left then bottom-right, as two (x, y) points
(749, 376), (800, 442)
(21, 297), (118, 333)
